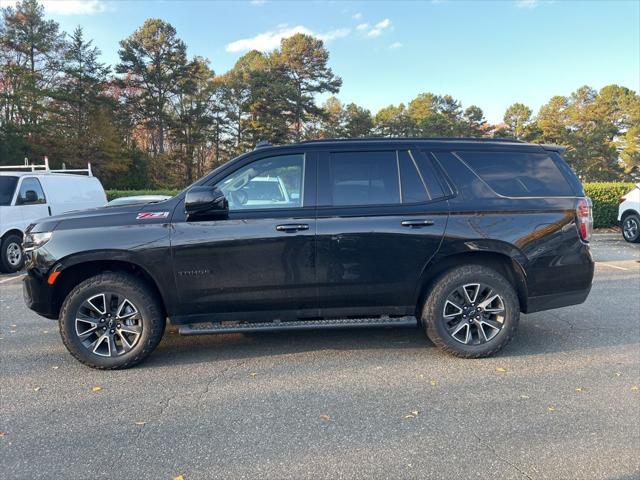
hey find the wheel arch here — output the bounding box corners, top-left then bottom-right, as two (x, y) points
(1, 228), (24, 242)
(50, 256), (167, 320)
(415, 250), (529, 316)
(621, 208), (639, 220)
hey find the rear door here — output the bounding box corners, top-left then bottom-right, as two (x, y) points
(315, 148), (449, 316)
(15, 177), (50, 225)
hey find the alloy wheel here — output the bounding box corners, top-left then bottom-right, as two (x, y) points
(75, 292), (143, 357)
(623, 218), (638, 240)
(442, 283), (506, 345)
(6, 242), (21, 267)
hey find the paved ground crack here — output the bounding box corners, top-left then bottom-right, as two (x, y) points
(471, 431), (536, 480)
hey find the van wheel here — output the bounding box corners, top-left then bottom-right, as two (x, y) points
(622, 213), (640, 243)
(422, 265), (519, 358)
(59, 272), (165, 369)
(0, 234), (24, 273)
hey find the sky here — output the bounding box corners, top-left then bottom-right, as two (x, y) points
(2, 0), (639, 123)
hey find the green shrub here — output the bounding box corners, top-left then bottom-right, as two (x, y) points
(584, 182), (636, 228)
(106, 189), (180, 202)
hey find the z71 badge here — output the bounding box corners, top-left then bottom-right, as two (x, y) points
(136, 211), (170, 220)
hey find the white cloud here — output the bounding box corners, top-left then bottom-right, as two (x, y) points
(352, 12), (362, 20)
(515, 0), (538, 8)
(2, 0), (108, 14)
(367, 18), (391, 38)
(389, 42), (402, 49)
(356, 23), (369, 31)
(226, 25), (350, 53)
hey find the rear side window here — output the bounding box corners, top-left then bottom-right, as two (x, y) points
(329, 151), (399, 206)
(457, 151), (574, 197)
(398, 151), (428, 203)
(0, 176), (18, 206)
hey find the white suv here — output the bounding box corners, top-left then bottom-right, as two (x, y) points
(0, 161), (106, 273)
(618, 183), (640, 243)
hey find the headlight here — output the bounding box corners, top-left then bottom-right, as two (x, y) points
(23, 232), (53, 252)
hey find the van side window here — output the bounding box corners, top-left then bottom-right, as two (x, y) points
(457, 151), (574, 197)
(329, 151), (400, 206)
(17, 178), (46, 205)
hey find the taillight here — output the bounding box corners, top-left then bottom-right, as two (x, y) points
(576, 197), (593, 242)
(619, 196), (626, 204)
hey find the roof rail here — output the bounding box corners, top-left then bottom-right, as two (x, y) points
(0, 156), (93, 176)
(297, 136), (526, 144)
(255, 140), (273, 149)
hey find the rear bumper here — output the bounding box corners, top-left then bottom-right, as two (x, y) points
(524, 286), (592, 314)
(23, 271), (57, 319)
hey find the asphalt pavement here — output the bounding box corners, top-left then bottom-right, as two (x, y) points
(1, 234), (639, 480)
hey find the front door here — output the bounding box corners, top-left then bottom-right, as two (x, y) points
(315, 148), (449, 316)
(170, 152), (318, 320)
(15, 177), (50, 225)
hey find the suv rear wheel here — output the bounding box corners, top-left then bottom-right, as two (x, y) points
(59, 272), (165, 369)
(622, 213), (640, 243)
(422, 265), (519, 358)
(0, 233), (24, 273)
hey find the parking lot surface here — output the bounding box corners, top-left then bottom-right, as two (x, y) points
(1, 235), (639, 480)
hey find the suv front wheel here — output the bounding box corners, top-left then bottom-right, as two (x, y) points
(59, 272), (165, 369)
(422, 265), (519, 358)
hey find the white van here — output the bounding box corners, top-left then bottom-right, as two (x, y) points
(0, 161), (106, 273)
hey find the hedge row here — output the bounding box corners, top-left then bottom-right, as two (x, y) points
(106, 189), (180, 201)
(106, 182), (637, 228)
(583, 182), (636, 228)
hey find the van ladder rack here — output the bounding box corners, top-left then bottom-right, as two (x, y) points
(0, 157), (92, 176)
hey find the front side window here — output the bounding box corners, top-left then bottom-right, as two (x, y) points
(329, 151), (400, 206)
(0, 176), (18, 206)
(216, 154), (304, 210)
(17, 178), (46, 205)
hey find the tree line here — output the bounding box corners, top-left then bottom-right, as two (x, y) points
(1, 0), (638, 189)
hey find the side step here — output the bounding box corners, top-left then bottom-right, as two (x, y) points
(178, 316), (418, 336)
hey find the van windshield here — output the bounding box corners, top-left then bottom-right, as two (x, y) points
(0, 176), (18, 206)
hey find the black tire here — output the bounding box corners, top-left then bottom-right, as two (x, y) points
(0, 233), (24, 273)
(621, 213), (640, 243)
(422, 265), (519, 358)
(59, 272), (165, 369)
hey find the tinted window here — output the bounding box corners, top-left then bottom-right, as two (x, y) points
(0, 176), (18, 206)
(458, 151), (574, 197)
(217, 154), (303, 210)
(398, 151), (428, 203)
(17, 178), (46, 205)
(414, 151), (446, 199)
(329, 151), (400, 206)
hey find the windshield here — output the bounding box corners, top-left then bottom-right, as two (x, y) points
(0, 176), (18, 206)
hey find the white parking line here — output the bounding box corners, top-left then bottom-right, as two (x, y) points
(597, 263), (630, 271)
(0, 274), (26, 284)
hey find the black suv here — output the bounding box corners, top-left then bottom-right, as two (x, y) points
(22, 138), (594, 369)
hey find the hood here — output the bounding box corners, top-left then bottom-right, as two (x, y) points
(29, 202), (175, 233)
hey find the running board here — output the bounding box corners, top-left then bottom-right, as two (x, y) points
(178, 316), (418, 335)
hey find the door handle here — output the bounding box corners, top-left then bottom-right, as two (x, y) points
(401, 219), (435, 227)
(276, 224), (309, 232)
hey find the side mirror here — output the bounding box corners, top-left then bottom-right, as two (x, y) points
(185, 186), (228, 218)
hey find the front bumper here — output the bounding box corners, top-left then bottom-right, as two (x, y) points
(23, 271), (58, 319)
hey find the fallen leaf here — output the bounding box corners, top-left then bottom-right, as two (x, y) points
(520, 394), (530, 399)
(575, 387), (584, 392)
(51, 366), (59, 370)
(10, 330), (16, 333)
(548, 406), (556, 412)
(430, 380), (438, 386)
(631, 385), (638, 391)
(43, 330), (49, 334)
(319, 415), (331, 422)
(33, 387), (41, 392)
(174, 476), (185, 480)
(495, 367), (507, 373)
(615, 372), (622, 377)
(404, 414), (415, 419)
(10, 324), (16, 327)
(410, 410), (420, 416)
(0, 432), (5, 438)
(249, 372), (257, 379)
(91, 386), (102, 393)
(134, 421), (146, 426)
